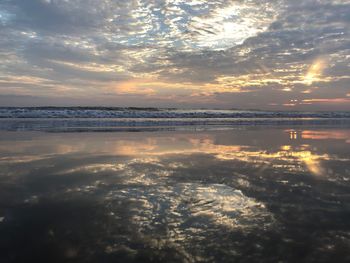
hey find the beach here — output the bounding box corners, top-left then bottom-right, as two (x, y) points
(2, 0), (350, 261)
(0, 121), (349, 262)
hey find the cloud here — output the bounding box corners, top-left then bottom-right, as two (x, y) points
(0, 0), (349, 109)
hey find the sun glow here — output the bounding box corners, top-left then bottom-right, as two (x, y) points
(303, 58), (327, 85)
(189, 3), (278, 50)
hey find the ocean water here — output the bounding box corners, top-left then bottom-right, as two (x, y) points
(0, 108), (350, 131)
(1, 107), (350, 119)
(0, 112), (350, 262)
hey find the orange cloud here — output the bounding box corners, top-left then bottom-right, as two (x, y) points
(302, 98), (350, 104)
(115, 80), (156, 95)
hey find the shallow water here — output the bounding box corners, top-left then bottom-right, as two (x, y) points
(0, 127), (349, 262)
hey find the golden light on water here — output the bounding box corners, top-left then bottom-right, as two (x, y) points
(49, 132), (335, 178)
(3, 129), (349, 179)
(301, 130), (350, 141)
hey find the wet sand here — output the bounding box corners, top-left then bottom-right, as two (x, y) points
(0, 127), (349, 262)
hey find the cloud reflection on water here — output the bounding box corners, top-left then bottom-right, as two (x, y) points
(0, 128), (350, 262)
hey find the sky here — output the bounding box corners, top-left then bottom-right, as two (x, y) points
(0, 0), (349, 110)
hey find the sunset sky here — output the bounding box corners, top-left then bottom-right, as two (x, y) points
(0, 0), (349, 109)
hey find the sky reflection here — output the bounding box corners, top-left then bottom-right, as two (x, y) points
(0, 128), (350, 262)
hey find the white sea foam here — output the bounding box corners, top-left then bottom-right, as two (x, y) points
(0, 107), (350, 119)
(0, 108), (349, 131)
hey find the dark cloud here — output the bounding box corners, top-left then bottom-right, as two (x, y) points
(0, 0), (349, 109)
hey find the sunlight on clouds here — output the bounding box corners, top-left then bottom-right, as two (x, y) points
(0, 0), (349, 109)
(0, 75), (73, 96)
(188, 2), (279, 50)
(302, 98), (350, 104)
(303, 58), (327, 85)
(0, 10), (13, 25)
(48, 60), (126, 73)
(0, 76), (52, 85)
(114, 80), (156, 95)
(110, 79), (243, 97)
